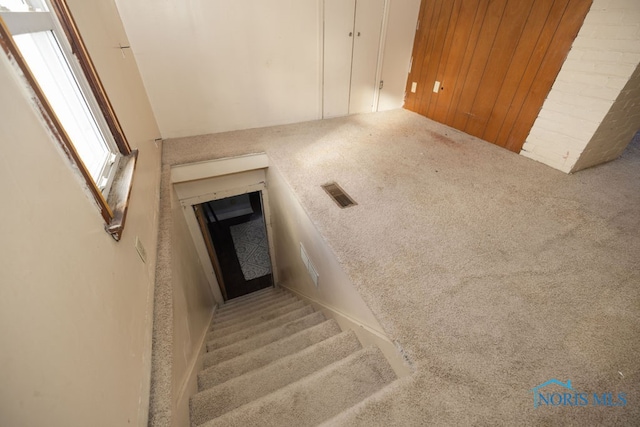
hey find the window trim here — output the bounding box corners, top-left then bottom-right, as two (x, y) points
(0, 0), (137, 241)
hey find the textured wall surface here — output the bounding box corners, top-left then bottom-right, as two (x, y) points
(572, 63), (640, 171)
(522, 0), (640, 172)
(0, 0), (162, 425)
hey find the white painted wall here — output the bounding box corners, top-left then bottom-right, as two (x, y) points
(114, 0), (419, 138)
(267, 166), (385, 334)
(571, 62), (640, 171)
(115, 0), (323, 138)
(522, 0), (640, 172)
(0, 0), (161, 425)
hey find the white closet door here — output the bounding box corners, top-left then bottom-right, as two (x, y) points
(349, 0), (385, 114)
(323, 0), (356, 118)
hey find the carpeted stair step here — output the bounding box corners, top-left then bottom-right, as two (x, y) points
(215, 289), (289, 315)
(218, 287), (277, 310)
(196, 346), (397, 427)
(215, 291), (291, 320)
(317, 375), (413, 427)
(211, 297), (301, 332)
(202, 311), (326, 368)
(206, 305), (315, 351)
(198, 319), (343, 390)
(224, 285), (274, 301)
(214, 292), (296, 321)
(190, 330), (362, 424)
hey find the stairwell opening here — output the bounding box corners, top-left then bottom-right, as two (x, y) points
(194, 191), (274, 301)
(171, 153), (277, 305)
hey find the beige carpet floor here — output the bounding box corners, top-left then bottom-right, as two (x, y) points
(164, 109), (639, 425)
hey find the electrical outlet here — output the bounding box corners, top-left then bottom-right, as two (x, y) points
(135, 236), (147, 264)
(433, 80), (441, 93)
(411, 82), (417, 93)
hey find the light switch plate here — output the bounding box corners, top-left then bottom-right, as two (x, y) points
(411, 82), (417, 93)
(433, 80), (441, 93)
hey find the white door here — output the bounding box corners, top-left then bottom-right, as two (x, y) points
(349, 0), (385, 114)
(323, 0), (385, 118)
(323, 0), (356, 118)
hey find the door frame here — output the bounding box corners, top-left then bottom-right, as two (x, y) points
(193, 203), (228, 301)
(171, 154), (278, 304)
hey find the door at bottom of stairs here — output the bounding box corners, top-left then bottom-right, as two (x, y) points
(194, 191), (273, 301)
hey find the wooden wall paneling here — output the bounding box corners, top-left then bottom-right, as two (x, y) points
(425, 0), (463, 119)
(449, 0), (508, 131)
(415, 0), (456, 115)
(429, 1), (483, 124)
(414, 0), (447, 113)
(404, 0), (439, 111)
(503, 0), (593, 151)
(406, 0), (591, 153)
(493, 0), (572, 149)
(482, 0), (557, 145)
(492, 0), (572, 149)
(442, 0), (490, 127)
(402, 0), (428, 111)
(463, 0), (535, 138)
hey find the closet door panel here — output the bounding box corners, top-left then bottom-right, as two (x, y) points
(323, 0), (356, 118)
(349, 0), (385, 114)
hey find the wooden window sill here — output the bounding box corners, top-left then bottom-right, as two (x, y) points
(105, 150), (138, 241)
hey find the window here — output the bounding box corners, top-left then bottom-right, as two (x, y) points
(0, 0), (137, 240)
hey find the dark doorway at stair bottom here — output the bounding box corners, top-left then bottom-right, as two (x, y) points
(194, 191), (273, 301)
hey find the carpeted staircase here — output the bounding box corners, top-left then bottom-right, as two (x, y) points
(190, 286), (399, 427)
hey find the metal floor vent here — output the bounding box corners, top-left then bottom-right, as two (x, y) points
(321, 182), (357, 208)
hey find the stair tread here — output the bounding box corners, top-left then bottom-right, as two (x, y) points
(317, 375), (414, 427)
(210, 298), (303, 336)
(196, 346), (397, 427)
(190, 330), (362, 424)
(219, 287), (278, 310)
(222, 286), (276, 305)
(213, 294), (297, 324)
(202, 311), (326, 368)
(215, 292), (291, 319)
(198, 319), (342, 389)
(207, 305), (315, 351)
